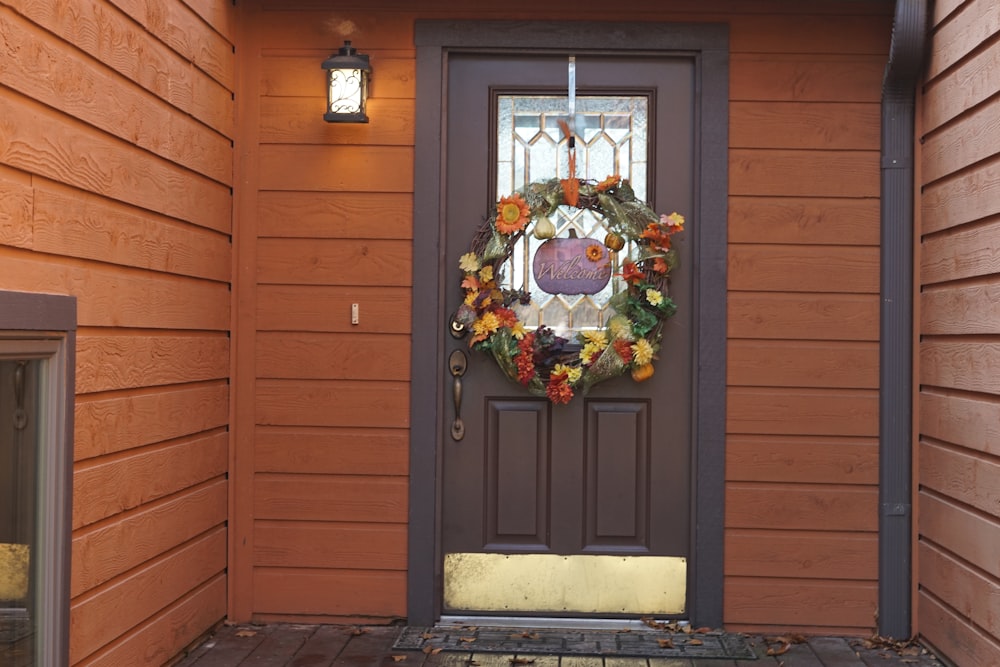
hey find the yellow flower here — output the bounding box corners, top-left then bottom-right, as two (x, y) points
(553, 363), (582, 384)
(632, 338), (654, 366)
(646, 288), (664, 307)
(511, 322), (527, 340)
(472, 312), (501, 338)
(459, 252), (480, 273)
(479, 265), (494, 282)
(580, 342), (603, 365)
(582, 330), (608, 349)
(496, 194), (531, 234)
(463, 290), (479, 306)
(661, 211), (685, 230)
(607, 315), (633, 340)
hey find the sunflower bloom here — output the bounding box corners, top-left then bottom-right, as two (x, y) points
(459, 252), (481, 273)
(646, 288), (664, 307)
(632, 338), (654, 366)
(496, 194), (531, 234)
(585, 244), (605, 262)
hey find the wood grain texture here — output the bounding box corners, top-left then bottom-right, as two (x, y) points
(82, 575), (226, 667)
(257, 191), (413, 239)
(70, 528), (226, 663)
(258, 144), (414, 192)
(0, 8), (232, 184)
(728, 196), (880, 246)
(724, 578), (876, 629)
(919, 591), (1000, 667)
(256, 332), (410, 381)
(0, 175), (33, 248)
(728, 244), (879, 293)
(920, 339), (1000, 394)
(253, 475), (407, 522)
(75, 383), (229, 461)
(71, 480), (227, 596)
(257, 285), (411, 333)
(923, 44), (1000, 131)
(33, 185), (232, 281)
(5, 0), (235, 135)
(922, 98), (1000, 184)
(922, 283), (1000, 335)
(728, 292), (879, 340)
(254, 426), (408, 475)
(260, 96), (414, 146)
(0, 252), (231, 330)
(254, 521), (406, 569)
(920, 540), (1000, 641)
(726, 434), (878, 484)
(920, 491), (1000, 580)
(73, 432), (228, 529)
(920, 389), (1000, 457)
(726, 483), (878, 531)
(255, 379), (409, 428)
(730, 54), (884, 103)
(260, 55), (416, 99)
(256, 238), (412, 286)
(726, 529), (877, 580)
(730, 149), (879, 197)
(922, 220), (1000, 284)
(253, 568), (406, 618)
(730, 101), (880, 150)
(728, 387), (878, 436)
(925, 0), (1000, 80)
(920, 440), (1000, 519)
(922, 156), (1000, 235)
(728, 340), (878, 389)
(76, 334), (229, 393)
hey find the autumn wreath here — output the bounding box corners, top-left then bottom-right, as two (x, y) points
(455, 175), (685, 404)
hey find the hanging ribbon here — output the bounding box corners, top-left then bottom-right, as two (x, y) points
(558, 56), (579, 207)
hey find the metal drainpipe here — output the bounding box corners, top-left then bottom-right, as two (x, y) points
(879, 0), (927, 640)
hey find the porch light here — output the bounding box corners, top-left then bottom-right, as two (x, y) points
(322, 41), (371, 123)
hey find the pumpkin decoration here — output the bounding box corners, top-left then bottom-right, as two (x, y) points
(458, 175), (685, 404)
(532, 230), (611, 295)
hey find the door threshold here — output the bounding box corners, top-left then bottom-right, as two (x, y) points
(438, 615), (689, 631)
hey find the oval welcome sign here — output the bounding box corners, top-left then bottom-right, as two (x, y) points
(532, 235), (612, 295)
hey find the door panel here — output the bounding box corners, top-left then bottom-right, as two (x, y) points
(442, 53), (695, 617)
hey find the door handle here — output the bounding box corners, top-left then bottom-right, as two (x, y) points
(449, 349), (468, 441)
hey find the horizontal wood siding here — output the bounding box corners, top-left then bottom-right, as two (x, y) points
(237, 0), (889, 633)
(919, 1), (1000, 663)
(0, 0), (235, 664)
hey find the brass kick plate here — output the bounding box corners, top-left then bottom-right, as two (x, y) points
(444, 553), (686, 615)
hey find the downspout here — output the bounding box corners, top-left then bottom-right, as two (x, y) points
(879, 0), (926, 640)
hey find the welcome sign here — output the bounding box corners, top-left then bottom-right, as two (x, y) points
(532, 236), (612, 295)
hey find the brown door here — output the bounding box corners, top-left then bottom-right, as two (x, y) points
(441, 53), (695, 618)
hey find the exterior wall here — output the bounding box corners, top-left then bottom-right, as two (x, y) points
(236, 0), (890, 634)
(918, 0), (1000, 664)
(0, 1), (235, 664)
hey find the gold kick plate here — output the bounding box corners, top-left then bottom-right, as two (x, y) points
(444, 552), (686, 615)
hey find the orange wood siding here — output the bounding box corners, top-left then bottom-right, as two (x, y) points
(234, 0), (890, 633)
(918, 1), (1000, 663)
(0, 0), (236, 664)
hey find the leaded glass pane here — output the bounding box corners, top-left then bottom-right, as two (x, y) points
(496, 94), (649, 333)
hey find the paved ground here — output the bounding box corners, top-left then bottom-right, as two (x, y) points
(170, 623), (946, 667)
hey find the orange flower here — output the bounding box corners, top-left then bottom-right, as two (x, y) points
(545, 372), (574, 404)
(616, 261), (644, 285)
(585, 244), (604, 262)
(496, 194), (531, 235)
(595, 175), (621, 192)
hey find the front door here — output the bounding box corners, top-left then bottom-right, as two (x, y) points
(440, 53), (695, 619)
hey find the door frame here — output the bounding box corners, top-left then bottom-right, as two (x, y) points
(409, 20), (730, 627)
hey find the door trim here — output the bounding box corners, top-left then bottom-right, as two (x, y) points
(410, 20), (730, 627)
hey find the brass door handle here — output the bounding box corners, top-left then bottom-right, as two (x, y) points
(449, 349), (468, 440)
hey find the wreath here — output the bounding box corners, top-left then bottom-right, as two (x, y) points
(455, 175), (685, 404)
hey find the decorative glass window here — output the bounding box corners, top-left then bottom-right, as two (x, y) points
(496, 94), (649, 332)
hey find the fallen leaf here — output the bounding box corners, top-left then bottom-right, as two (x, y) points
(510, 659), (535, 665)
(235, 630), (257, 638)
(766, 642), (791, 656)
(463, 626), (479, 632)
(459, 637), (477, 643)
(391, 656), (407, 662)
(693, 626), (713, 634)
(421, 632), (436, 640)
(422, 646), (443, 655)
(657, 638), (674, 648)
(687, 639), (703, 646)
(351, 627), (368, 636)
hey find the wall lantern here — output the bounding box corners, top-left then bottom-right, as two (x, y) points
(322, 41), (371, 123)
